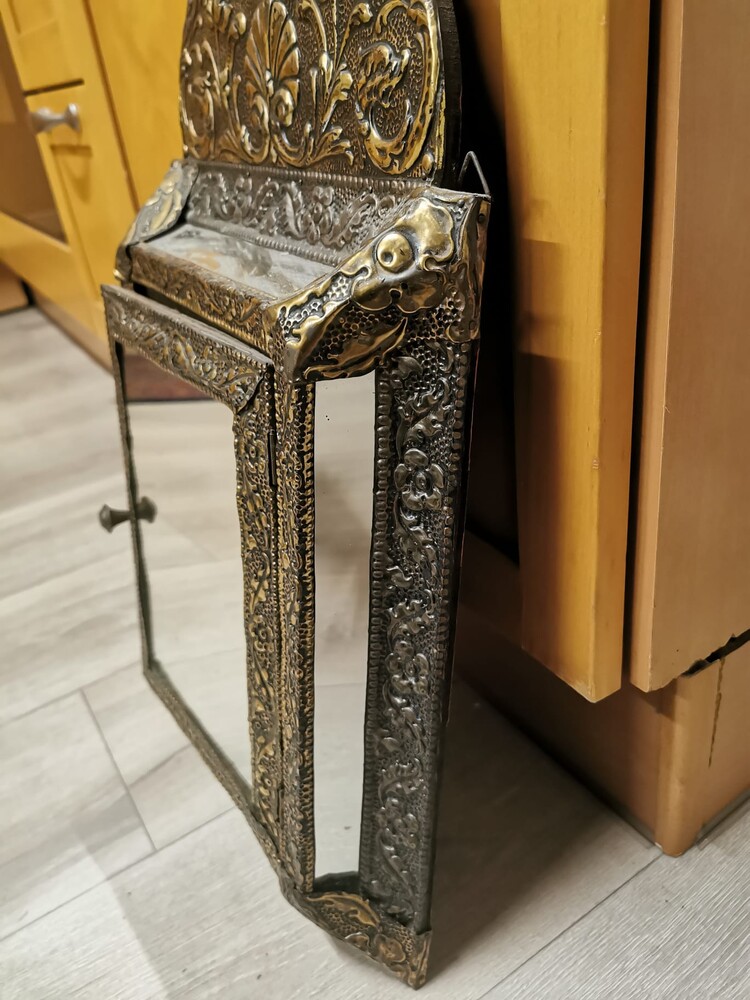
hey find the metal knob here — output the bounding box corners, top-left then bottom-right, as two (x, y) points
(30, 103), (81, 135)
(99, 496), (157, 533)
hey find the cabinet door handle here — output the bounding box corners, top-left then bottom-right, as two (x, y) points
(29, 103), (81, 135)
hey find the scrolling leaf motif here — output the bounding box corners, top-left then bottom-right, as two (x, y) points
(271, 190), (487, 381)
(354, 0), (439, 174)
(365, 342), (457, 922)
(187, 167), (407, 260)
(116, 161), (198, 282)
(102, 288), (264, 411)
(180, 0), (441, 176)
(274, 376), (317, 890)
(234, 383), (281, 841)
(282, 882), (430, 987)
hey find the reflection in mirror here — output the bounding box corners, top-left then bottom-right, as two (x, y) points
(314, 374), (375, 876)
(123, 349), (251, 785)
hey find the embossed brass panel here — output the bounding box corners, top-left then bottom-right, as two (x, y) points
(102, 0), (488, 986)
(179, 0), (451, 178)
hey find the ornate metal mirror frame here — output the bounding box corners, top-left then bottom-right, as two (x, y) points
(101, 0), (489, 986)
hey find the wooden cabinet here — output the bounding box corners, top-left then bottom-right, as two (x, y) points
(26, 84), (135, 300)
(0, 0), (77, 92)
(86, 0), (185, 206)
(465, 0), (650, 700)
(630, 0), (750, 691)
(459, 0), (750, 853)
(0, 0), (136, 354)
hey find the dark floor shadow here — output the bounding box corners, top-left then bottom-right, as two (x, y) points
(427, 681), (614, 978)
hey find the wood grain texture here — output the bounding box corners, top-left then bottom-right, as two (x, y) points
(0, 0), (136, 344)
(0, 0), (78, 92)
(462, 0), (649, 699)
(487, 803), (750, 1000)
(86, 0), (185, 206)
(0, 213), (92, 332)
(630, 0), (750, 690)
(0, 19), (64, 242)
(27, 82), (136, 309)
(457, 591), (750, 857)
(456, 604), (664, 843)
(656, 647), (750, 855)
(699, 645), (750, 830)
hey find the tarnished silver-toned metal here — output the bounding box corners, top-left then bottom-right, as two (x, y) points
(103, 0), (487, 987)
(29, 103), (80, 135)
(98, 496), (157, 533)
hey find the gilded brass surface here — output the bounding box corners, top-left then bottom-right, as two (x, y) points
(115, 160), (198, 282)
(180, 0), (445, 178)
(103, 0), (488, 986)
(271, 187), (487, 379)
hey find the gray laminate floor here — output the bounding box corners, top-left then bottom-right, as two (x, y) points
(1, 308), (748, 999)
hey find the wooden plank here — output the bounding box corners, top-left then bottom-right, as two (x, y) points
(0, 212), (92, 330)
(464, 0), (650, 699)
(86, 0), (185, 206)
(699, 645), (750, 832)
(0, 0), (137, 344)
(35, 292), (110, 366)
(457, 590), (750, 857)
(27, 81), (135, 330)
(0, 262), (26, 312)
(630, 0), (750, 689)
(0, 0), (78, 92)
(654, 643), (750, 853)
(0, 16), (65, 242)
(461, 532), (521, 646)
(456, 602), (665, 845)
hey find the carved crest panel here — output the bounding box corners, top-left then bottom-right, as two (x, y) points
(180, 0), (447, 178)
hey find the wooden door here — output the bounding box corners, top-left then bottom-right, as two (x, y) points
(463, 0), (650, 700)
(0, 0), (77, 92)
(630, 0), (750, 690)
(87, 0), (186, 206)
(27, 83), (135, 303)
(0, 0), (137, 341)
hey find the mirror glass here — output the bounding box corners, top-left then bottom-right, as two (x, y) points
(123, 349), (252, 786)
(314, 374), (374, 876)
(122, 347), (376, 870)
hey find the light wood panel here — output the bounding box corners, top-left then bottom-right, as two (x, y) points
(465, 0), (650, 699)
(630, 0), (750, 690)
(0, 17), (64, 240)
(27, 82), (135, 328)
(87, 0), (186, 205)
(0, 0), (137, 344)
(457, 572), (750, 856)
(0, 0), (78, 92)
(0, 212), (91, 329)
(0, 262), (26, 312)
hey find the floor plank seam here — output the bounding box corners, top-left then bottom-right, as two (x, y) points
(0, 801), (239, 948)
(475, 853), (664, 999)
(80, 688), (158, 854)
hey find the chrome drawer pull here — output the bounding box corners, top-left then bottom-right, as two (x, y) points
(29, 103), (81, 135)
